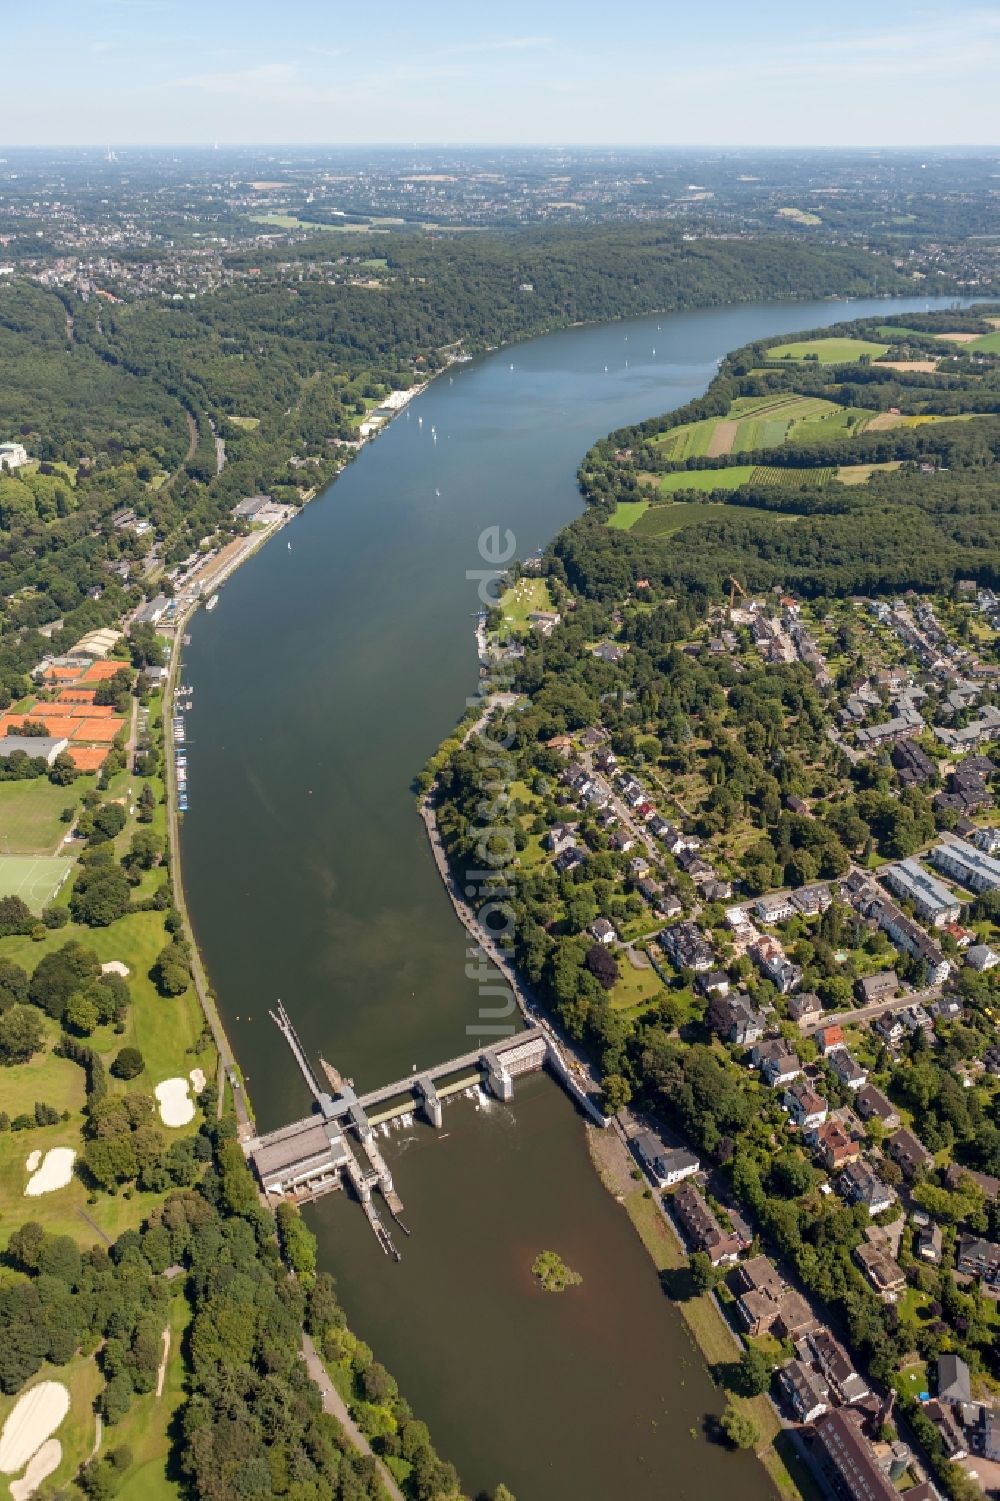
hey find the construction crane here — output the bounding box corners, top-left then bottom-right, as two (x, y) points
(727, 575), (747, 617)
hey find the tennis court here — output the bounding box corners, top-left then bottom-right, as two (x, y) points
(0, 854), (75, 913)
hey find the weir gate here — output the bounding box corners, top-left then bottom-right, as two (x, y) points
(243, 1003), (592, 1258)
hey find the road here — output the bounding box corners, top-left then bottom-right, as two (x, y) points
(798, 983), (942, 1034)
(300, 1334), (404, 1501)
(579, 749), (658, 859)
(162, 598), (251, 1131)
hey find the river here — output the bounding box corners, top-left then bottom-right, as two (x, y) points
(180, 293), (965, 1500)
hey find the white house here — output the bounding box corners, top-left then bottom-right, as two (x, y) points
(0, 440), (29, 471)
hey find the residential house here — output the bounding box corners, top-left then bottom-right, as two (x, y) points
(888, 1128), (932, 1179)
(670, 1183), (741, 1265)
(779, 1360), (829, 1424)
(931, 837), (1000, 895)
(856, 1085), (901, 1130)
(917, 1223), (943, 1265)
(791, 883), (832, 917)
(892, 739), (936, 787)
(946, 1164), (1000, 1202)
(957, 1234), (1000, 1286)
(810, 1119), (861, 1171)
(873, 1011), (906, 1050)
(855, 1242), (906, 1301)
(554, 847), (585, 875)
(695, 969), (730, 998)
(750, 936), (803, 994)
(805, 1330), (870, 1405)
(659, 921), (715, 973)
(828, 1049), (868, 1092)
(789, 991), (823, 1024)
(589, 918), (618, 947)
(706, 992), (765, 1046)
(839, 1160), (895, 1217)
(656, 890), (683, 920)
(881, 859), (961, 926)
(756, 893), (796, 925)
(784, 1080), (828, 1130)
(856, 971), (898, 1005)
(966, 943), (1000, 972)
(816, 1024), (846, 1055)
(938, 1353), (972, 1407)
(924, 1400), (968, 1461)
(752, 1039), (802, 1087)
(545, 823), (578, 855)
(633, 1132), (700, 1189)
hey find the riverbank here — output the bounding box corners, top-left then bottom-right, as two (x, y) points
(585, 1128), (820, 1501)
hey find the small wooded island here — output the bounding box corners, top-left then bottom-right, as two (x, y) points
(532, 1250), (583, 1292)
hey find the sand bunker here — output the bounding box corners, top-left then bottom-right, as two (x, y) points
(189, 1067), (207, 1094)
(9, 1439), (62, 1501)
(24, 1149), (76, 1197)
(101, 960), (130, 977)
(24, 1150), (41, 1174)
(0, 1383), (70, 1474)
(155, 1077), (195, 1127)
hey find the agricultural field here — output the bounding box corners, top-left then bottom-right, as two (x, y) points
(837, 461), (903, 485)
(629, 499), (794, 538)
(749, 466), (835, 487)
(607, 499), (649, 529)
(651, 394), (871, 464)
(765, 336), (889, 363)
(970, 329), (1000, 353)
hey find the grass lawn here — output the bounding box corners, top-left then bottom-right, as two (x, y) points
(970, 329), (1000, 353)
(766, 337), (889, 364)
(498, 576), (552, 631)
(0, 853), (75, 912)
(0, 1015), (87, 1119)
(610, 959), (663, 1011)
(644, 469), (756, 499)
(0, 777), (92, 856)
(112, 1291), (191, 1501)
(226, 414), (260, 430)
(608, 500), (649, 529)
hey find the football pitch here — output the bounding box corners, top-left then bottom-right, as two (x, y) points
(0, 854), (75, 913)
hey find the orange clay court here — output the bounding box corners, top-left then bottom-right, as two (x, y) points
(67, 746), (110, 771)
(82, 661), (127, 682)
(54, 688), (97, 705)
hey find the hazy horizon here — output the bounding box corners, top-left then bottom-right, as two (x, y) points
(4, 0), (1000, 149)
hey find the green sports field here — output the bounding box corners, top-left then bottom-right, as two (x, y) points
(0, 853), (75, 912)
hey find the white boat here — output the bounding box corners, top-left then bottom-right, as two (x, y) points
(205, 593), (219, 612)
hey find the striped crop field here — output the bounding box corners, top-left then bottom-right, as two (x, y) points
(749, 466), (835, 488)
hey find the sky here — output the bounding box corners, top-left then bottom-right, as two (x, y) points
(3, 0), (1000, 148)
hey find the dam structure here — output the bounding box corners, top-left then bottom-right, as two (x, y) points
(243, 1003), (594, 1255)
